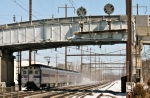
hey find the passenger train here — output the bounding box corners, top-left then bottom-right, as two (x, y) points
(21, 64), (81, 90)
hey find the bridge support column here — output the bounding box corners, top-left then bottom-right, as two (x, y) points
(132, 40), (143, 83)
(0, 50), (15, 86)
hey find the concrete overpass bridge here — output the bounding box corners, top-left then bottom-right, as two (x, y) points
(0, 15), (149, 86)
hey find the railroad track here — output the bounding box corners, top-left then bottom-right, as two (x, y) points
(96, 82), (117, 98)
(53, 82), (109, 92)
(20, 81), (114, 98)
(19, 91), (47, 98)
(42, 82), (112, 98)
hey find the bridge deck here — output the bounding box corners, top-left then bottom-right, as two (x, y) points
(0, 40), (126, 52)
(0, 15), (149, 52)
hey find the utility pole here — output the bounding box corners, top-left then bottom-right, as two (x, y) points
(29, 0), (32, 66)
(80, 22), (83, 73)
(58, 4), (75, 70)
(127, 0), (132, 83)
(99, 57), (100, 82)
(58, 4), (75, 18)
(101, 60), (102, 80)
(19, 51), (21, 91)
(126, 0), (129, 82)
(137, 4), (138, 15)
(127, 0), (132, 98)
(56, 54), (58, 86)
(95, 53), (96, 81)
(56, 54), (58, 68)
(104, 63), (105, 80)
(17, 52), (20, 90)
(80, 6), (83, 74)
(133, 4), (147, 15)
(90, 48), (91, 81)
(17, 51), (22, 91)
(81, 46), (83, 73)
(65, 47), (67, 70)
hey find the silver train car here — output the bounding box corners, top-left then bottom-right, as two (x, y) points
(21, 64), (81, 90)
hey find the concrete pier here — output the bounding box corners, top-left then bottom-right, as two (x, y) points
(0, 50), (15, 86)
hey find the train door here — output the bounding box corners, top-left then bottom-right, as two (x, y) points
(29, 67), (34, 81)
(21, 67), (28, 87)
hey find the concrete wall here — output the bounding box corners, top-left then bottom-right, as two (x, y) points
(135, 15), (149, 26)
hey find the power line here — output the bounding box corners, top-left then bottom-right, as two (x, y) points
(17, 0), (49, 19)
(37, 0), (51, 17)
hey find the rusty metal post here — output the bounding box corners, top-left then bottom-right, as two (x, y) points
(126, 3), (128, 76)
(29, 0), (32, 66)
(127, 0), (133, 97)
(128, 0), (132, 83)
(126, 0), (128, 15)
(29, 0), (32, 22)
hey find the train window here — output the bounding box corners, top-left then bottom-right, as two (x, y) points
(23, 71), (26, 74)
(29, 71), (33, 74)
(42, 74), (49, 77)
(34, 67), (38, 69)
(35, 71), (38, 74)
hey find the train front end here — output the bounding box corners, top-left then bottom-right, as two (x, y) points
(21, 66), (41, 90)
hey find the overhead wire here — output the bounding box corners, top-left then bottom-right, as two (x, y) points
(11, 0), (76, 65)
(0, 0), (15, 15)
(58, 0), (63, 6)
(9, 0), (60, 64)
(0, 17), (12, 23)
(12, 0), (68, 42)
(2, 0), (127, 66)
(17, 0), (49, 19)
(36, 52), (65, 62)
(37, 0), (51, 17)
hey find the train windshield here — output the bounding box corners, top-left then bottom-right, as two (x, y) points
(23, 71), (26, 74)
(35, 71), (38, 74)
(29, 71), (33, 74)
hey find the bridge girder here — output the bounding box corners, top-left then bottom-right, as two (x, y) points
(0, 15), (149, 52)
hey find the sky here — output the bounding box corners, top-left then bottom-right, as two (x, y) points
(0, 0), (150, 74)
(0, 0), (149, 24)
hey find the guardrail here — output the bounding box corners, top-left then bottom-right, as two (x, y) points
(0, 86), (19, 98)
